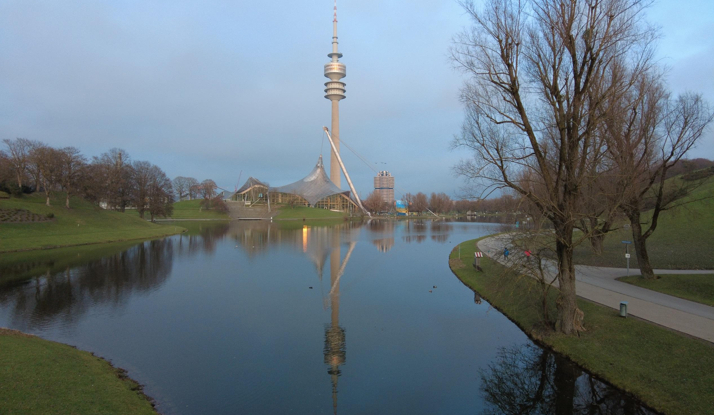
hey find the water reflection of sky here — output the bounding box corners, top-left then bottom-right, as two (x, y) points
(0, 219), (652, 415)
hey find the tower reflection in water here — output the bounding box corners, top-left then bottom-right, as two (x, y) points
(237, 221), (360, 414)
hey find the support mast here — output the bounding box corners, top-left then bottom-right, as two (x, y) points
(323, 127), (369, 215)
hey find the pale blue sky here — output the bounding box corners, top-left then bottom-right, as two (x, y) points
(1, 0), (712, 198)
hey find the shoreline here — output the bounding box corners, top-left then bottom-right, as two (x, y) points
(449, 236), (714, 415)
(0, 228), (186, 254)
(0, 328), (159, 414)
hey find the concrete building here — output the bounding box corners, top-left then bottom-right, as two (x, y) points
(374, 171), (395, 204)
(324, 0), (346, 188)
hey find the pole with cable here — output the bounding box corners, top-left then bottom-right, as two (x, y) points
(323, 127), (369, 216)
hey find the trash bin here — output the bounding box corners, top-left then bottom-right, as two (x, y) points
(619, 301), (628, 318)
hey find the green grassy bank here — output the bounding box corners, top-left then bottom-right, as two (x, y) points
(0, 328), (156, 415)
(450, 238), (714, 415)
(618, 274), (714, 307)
(0, 194), (185, 252)
(132, 199), (230, 220)
(571, 176), (714, 269)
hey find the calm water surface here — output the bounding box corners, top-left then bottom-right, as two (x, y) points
(0, 220), (652, 415)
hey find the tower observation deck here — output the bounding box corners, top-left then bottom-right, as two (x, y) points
(324, 0), (346, 187)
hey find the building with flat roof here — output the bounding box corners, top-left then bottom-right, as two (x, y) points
(374, 171), (394, 205)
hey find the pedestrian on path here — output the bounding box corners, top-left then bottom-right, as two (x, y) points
(525, 249), (532, 262)
(504, 247), (509, 260)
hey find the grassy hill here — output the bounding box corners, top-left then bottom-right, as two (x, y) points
(572, 175), (714, 269)
(0, 194), (184, 252)
(127, 199), (229, 220)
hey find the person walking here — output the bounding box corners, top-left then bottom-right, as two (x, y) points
(504, 247), (509, 260)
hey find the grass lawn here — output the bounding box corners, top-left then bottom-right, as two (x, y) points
(127, 199), (229, 220)
(0, 194), (185, 252)
(450, 238), (714, 415)
(571, 176), (714, 269)
(618, 274), (714, 307)
(0, 328), (156, 415)
(273, 206), (349, 220)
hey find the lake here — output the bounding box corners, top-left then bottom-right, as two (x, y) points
(0, 219), (652, 414)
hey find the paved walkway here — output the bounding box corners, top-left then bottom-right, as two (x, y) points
(477, 234), (714, 343)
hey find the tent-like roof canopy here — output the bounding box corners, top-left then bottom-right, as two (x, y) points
(236, 177), (269, 194)
(270, 156), (349, 205)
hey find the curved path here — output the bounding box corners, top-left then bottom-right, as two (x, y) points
(477, 234), (714, 343)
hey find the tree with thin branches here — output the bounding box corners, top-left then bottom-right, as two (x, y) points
(451, 0), (657, 333)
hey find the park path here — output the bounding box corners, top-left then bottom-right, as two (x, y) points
(476, 234), (714, 343)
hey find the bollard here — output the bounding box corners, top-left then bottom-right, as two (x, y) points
(619, 301), (628, 318)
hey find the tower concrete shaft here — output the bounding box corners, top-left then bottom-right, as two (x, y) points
(324, 1), (346, 187)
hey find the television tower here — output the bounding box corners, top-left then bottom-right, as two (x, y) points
(324, 0), (346, 188)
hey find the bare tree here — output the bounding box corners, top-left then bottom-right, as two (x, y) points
(403, 192), (415, 209)
(147, 165), (174, 221)
(2, 138), (34, 189)
(57, 147), (86, 209)
(363, 190), (387, 214)
(186, 177), (200, 200)
(412, 192), (428, 214)
(604, 84), (714, 278)
(0, 150), (18, 194)
(94, 148), (134, 211)
(451, 0), (657, 333)
(429, 192), (453, 214)
(77, 163), (104, 206)
(133, 161), (153, 219)
(28, 144), (62, 206)
(173, 176), (191, 201)
(199, 179), (217, 209)
(200, 179), (217, 199)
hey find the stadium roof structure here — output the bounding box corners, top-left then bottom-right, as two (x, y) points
(270, 155), (350, 205)
(236, 177), (268, 194)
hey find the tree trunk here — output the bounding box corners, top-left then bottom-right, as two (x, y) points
(629, 212), (656, 279)
(44, 184), (51, 206)
(553, 221), (584, 334)
(587, 217), (613, 255)
(589, 232), (604, 255)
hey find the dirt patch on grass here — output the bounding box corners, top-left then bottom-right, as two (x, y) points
(0, 327), (35, 338)
(449, 258), (466, 270)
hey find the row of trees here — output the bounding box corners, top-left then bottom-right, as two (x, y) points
(1, 140), (173, 220)
(452, 194), (520, 214)
(172, 176), (219, 201)
(451, 0), (713, 334)
(362, 191), (456, 215)
(172, 177), (227, 212)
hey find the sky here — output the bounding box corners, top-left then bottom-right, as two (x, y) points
(1, 0), (712, 199)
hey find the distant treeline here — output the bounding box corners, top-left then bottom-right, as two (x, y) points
(0, 139), (225, 219)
